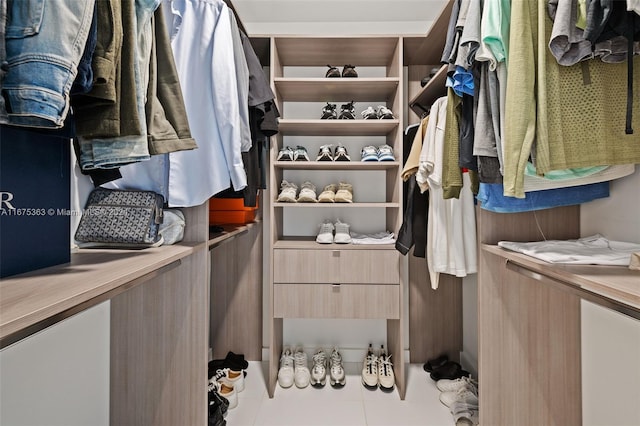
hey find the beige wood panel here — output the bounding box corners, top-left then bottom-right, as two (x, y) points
(476, 205), (581, 245)
(0, 244), (197, 343)
(338, 250), (400, 284)
(210, 223), (263, 360)
(275, 37), (400, 67)
(183, 203), (210, 243)
(273, 283), (399, 319)
(408, 254), (462, 363)
(483, 245), (640, 312)
(278, 119), (399, 136)
(273, 202), (400, 209)
(273, 249), (337, 283)
(386, 318), (405, 398)
(478, 251), (581, 425)
(268, 318), (283, 398)
(273, 240), (398, 250)
(110, 252), (208, 426)
(274, 78), (399, 102)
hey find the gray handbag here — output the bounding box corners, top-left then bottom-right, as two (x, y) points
(74, 188), (164, 248)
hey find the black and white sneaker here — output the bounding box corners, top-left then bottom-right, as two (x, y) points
(276, 146), (294, 161)
(338, 101), (356, 119)
(316, 144), (333, 161)
(333, 143), (351, 161)
(326, 64), (340, 78)
(293, 145), (310, 161)
(376, 105), (395, 119)
(321, 102), (338, 119)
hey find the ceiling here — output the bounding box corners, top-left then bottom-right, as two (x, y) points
(230, 0), (448, 35)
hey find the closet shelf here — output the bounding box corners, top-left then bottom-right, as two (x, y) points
(274, 78), (399, 102)
(409, 64), (447, 115)
(274, 239), (397, 250)
(278, 119), (399, 136)
(274, 161), (400, 170)
(273, 202), (400, 208)
(482, 245), (640, 315)
(0, 243), (201, 347)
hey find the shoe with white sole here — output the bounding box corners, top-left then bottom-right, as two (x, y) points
(293, 346), (311, 388)
(310, 349), (327, 387)
(333, 219), (352, 244)
(318, 183), (337, 203)
(377, 345), (395, 391)
(208, 379), (237, 410)
(439, 387), (479, 408)
(213, 367), (245, 393)
(316, 144), (333, 161)
(276, 180), (297, 203)
(277, 146), (294, 161)
(361, 145), (379, 162)
(316, 220), (335, 244)
(377, 144), (395, 161)
(334, 182), (353, 203)
(436, 376), (478, 393)
(297, 181), (318, 203)
(278, 347), (295, 388)
(450, 400), (480, 425)
(362, 344), (378, 389)
(333, 143), (351, 161)
(329, 347), (346, 387)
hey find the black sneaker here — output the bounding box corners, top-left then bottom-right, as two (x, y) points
(338, 101), (356, 119)
(316, 144), (333, 161)
(342, 64), (358, 77)
(321, 102), (337, 119)
(326, 64), (340, 78)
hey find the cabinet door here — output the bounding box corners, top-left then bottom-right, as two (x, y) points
(273, 249), (338, 283)
(273, 283), (400, 319)
(338, 250), (400, 284)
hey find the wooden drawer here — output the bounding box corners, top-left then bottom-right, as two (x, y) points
(273, 283), (400, 319)
(273, 249), (399, 284)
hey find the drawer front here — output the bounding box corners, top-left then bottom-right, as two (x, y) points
(273, 249), (399, 284)
(273, 283), (400, 319)
(273, 249), (337, 283)
(338, 250), (399, 284)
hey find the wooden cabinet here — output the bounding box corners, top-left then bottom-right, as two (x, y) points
(266, 36), (406, 398)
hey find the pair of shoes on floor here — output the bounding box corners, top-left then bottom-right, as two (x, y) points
(277, 145), (310, 161)
(310, 347), (346, 387)
(208, 367), (244, 411)
(437, 376), (479, 425)
(278, 346), (344, 388)
(361, 144), (395, 161)
(430, 361), (470, 381)
(316, 143), (351, 161)
(276, 180), (318, 203)
(321, 101), (356, 119)
(208, 351), (248, 378)
(208, 379), (230, 426)
(316, 219), (351, 244)
(325, 64), (357, 78)
(361, 105), (395, 120)
(361, 344), (395, 391)
(318, 182), (353, 203)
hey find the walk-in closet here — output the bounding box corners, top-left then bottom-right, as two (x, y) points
(1, 1), (639, 425)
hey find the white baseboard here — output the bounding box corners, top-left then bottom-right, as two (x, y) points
(459, 350), (478, 379)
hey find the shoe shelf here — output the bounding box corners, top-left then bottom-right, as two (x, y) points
(273, 239), (397, 250)
(277, 119), (399, 136)
(273, 202), (400, 208)
(274, 78), (400, 102)
(408, 64), (447, 116)
(273, 161), (400, 170)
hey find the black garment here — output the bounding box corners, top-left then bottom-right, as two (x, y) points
(241, 31), (275, 107)
(459, 93), (477, 171)
(477, 156), (503, 184)
(395, 175), (429, 258)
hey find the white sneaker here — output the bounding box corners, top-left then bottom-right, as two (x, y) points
(213, 367), (245, 393)
(329, 347), (346, 387)
(276, 180), (297, 203)
(439, 387), (479, 408)
(436, 376), (478, 393)
(334, 219), (352, 244)
(361, 344), (378, 388)
(310, 349), (327, 387)
(293, 347), (310, 388)
(316, 220), (334, 244)
(297, 181), (318, 203)
(450, 400), (480, 425)
(377, 345), (395, 391)
(377, 144), (395, 161)
(208, 379), (237, 409)
(277, 347), (295, 388)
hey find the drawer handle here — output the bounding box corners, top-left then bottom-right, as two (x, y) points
(332, 250), (340, 257)
(332, 283), (340, 291)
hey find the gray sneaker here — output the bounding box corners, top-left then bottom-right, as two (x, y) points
(310, 349), (327, 387)
(329, 347), (346, 387)
(334, 219), (352, 244)
(316, 221), (334, 244)
(297, 181), (318, 203)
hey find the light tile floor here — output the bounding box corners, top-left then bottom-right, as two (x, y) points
(224, 361), (455, 426)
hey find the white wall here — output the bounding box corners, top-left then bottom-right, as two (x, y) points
(0, 302), (110, 426)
